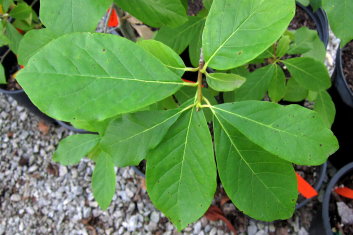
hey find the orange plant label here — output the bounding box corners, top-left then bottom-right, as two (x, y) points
(335, 187), (353, 199)
(108, 8), (119, 27)
(296, 172), (318, 199)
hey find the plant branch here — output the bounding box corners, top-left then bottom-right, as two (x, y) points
(196, 49), (205, 110)
(0, 48), (11, 64)
(30, 0), (39, 7)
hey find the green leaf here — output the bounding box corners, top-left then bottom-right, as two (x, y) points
(283, 57), (331, 91)
(155, 16), (205, 55)
(234, 64), (275, 101)
(40, 0), (112, 35)
(148, 96), (179, 111)
(17, 28), (58, 66)
(213, 114), (297, 221)
(0, 63), (6, 84)
(137, 40), (186, 77)
(311, 0), (322, 11)
(288, 27), (316, 54)
(2, 0), (13, 12)
(71, 118), (114, 135)
(0, 20), (9, 47)
(203, 0), (213, 10)
(146, 108), (217, 230)
(100, 108), (186, 167)
(92, 151), (116, 210)
(202, 0), (295, 70)
(53, 134), (100, 165)
(181, 0), (188, 10)
(5, 22), (23, 54)
(276, 35), (291, 58)
(288, 27), (326, 62)
(206, 73), (246, 92)
(314, 91), (336, 128)
(211, 101), (338, 165)
(323, 0), (353, 47)
(303, 35), (326, 62)
(283, 78), (308, 102)
(12, 19), (34, 31)
(189, 19), (205, 67)
(297, 0), (310, 6)
(9, 2), (32, 20)
(16, 33), (185, 122)
(268, 64), (286, 103)
(116, 0), (187, 28)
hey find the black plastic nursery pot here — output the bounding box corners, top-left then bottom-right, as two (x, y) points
(56, 120), (95, 134)
(322, 162), (353, 235)
(0, 47), (55, 123)
(296, 2), (329, 47)
(333, 45), (353, 108)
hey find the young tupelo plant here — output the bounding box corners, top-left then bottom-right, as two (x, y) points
(16, 0), (339, 230)
(226, 26), (335, 128)
(0, 0), (40, 84)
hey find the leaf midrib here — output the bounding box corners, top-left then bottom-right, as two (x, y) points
(104, 108), (190, 146)
(205, 3), (261, 66)
(212, 105), (306, 140)
(214, 114), (286, 207)
(24, 72), (185, 86)
(284, 59), (326, 85)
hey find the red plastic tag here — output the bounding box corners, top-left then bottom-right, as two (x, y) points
(335, 187), (353, 199)
(181, 78), (205, 87)
(296, 172), (318, 199)
(108, 8), (119, 27)
(182, 78), (196, 83)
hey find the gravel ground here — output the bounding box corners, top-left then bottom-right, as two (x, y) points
(0, 30), (340, 235)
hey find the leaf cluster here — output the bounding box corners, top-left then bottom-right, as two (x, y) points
(8, 0), (340, 230)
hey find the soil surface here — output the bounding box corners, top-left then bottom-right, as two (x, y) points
(342, 40), (353, 92)
(329, 174), (353, 234)
(289, 6), (317, 31)
(188, 0), (203, 16)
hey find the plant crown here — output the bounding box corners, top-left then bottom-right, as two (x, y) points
(10, 0), (340, 230)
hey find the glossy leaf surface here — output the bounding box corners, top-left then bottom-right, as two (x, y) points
(17, 28), (58, 66)
(5, 23), (22, 54)
(40, 0), (111, 35)
(212, 101), (338, 165)
(16, 33), (185, 122)
(323, 0), (353, 46)
(314, 91), (336, 128)
(117, 0), (187, 28)
(0, 64), (5, 84)
(214, 114), (297, 221)
(283, 57), (331, 91)
(206, 73), (246, 92)
(155, 16), (205, 55)
(100, 109), (186, 167)
(92, 151), (116, 210)
(146, 108), (217, 230)
(268, 64), (286, 103)
(233, 65), (275, 101)
(283, 78), (308, 102)
(137, 40), (186, 77)
(53, 134), (100, 165)
(203, 0), (295, 69)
